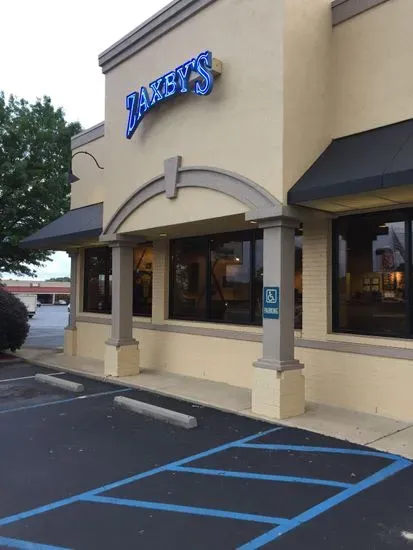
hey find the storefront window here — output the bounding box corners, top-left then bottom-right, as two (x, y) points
(83, 245), (153, 316)
(83, 247), (112, 313)
(295, 229), (303, 329)
(170, 230), (303, 327)
(333, 213), (408, 337)
(170, 237), (208, 320)
(133, 244), (153, 317)
(210, 236), (251, 324)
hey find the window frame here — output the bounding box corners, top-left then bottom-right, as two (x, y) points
(332, 209), (413, 339)
(82, 244), (154, 317)
(83, 246), (112, 314)
(169, 229), (302, 328)
(133, 243), (153, 318)
(169, 231), (261, 326)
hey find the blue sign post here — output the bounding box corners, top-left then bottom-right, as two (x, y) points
(263, 287), (280, 319)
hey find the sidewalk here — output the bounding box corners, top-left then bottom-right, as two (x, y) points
(17, 347), (413, 459)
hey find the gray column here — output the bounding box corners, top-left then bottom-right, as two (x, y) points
(254, 216), (302, 371)
(106, 242), (136, 346)
(67, 250), (78, 329)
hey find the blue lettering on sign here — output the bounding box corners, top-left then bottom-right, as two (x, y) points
(263, 287), (280, 320)
(126, 50), (215, 140)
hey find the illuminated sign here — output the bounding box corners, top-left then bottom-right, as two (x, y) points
(125, 50), (221, 139)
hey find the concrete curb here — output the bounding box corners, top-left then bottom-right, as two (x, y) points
(14, 352), (256, 420)
(114, 395), (198, 429)
(34, 373), (84, 393)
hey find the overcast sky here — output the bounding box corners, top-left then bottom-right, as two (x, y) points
(1, 0), (169, 280)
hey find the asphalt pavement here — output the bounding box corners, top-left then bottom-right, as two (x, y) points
(0, 361), (412, 549)
(24, 305), (68, 348)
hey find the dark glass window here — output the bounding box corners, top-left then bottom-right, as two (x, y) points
(170, 237), (208, 320)
(333, 212), (409, 337)
(210, 235), (252, 324)
(83, 247), (112, 313)
(133, 244), (153, 317)
(295, 229), (303, 329)
(170, 230), (303, 327)
(83, 244), (153, 316)
(254, 237), (264, 324)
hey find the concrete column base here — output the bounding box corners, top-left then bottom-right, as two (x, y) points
(63, 328), (77, 357)
(104, 340), (140, 377)
(252, 366), (305, 419)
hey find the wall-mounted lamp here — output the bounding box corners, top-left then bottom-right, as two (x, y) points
(69, 151), (104, 184)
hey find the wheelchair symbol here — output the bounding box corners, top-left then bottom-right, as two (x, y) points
(265, 288), (278, 304)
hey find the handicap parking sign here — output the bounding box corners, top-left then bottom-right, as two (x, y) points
(263, 286), (279, 319)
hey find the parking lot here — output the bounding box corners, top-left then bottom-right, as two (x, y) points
(0, 361), (412, 549)
(24, 305), (67, 349)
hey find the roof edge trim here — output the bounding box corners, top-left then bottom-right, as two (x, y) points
(332, 0), (390, 26)
(98, 0), (218, 74)
(71, 122), (105, 150)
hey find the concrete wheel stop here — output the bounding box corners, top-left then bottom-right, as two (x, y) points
(114, 395), (198, 429)
(34, 373), (84, 393)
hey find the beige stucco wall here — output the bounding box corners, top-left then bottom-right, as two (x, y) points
(103, 0), (285, 225)
(118, 188), (247, 233)
(76, 320), (256, 388)
(332, 0), (413, 138)
(282, 0), (332, 198)
(77, 321), (110, 360)
(75, 317), (413, 420)
(70, 136), (104, 209)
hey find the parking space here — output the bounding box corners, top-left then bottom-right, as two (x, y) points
(0, 362), (412, 549)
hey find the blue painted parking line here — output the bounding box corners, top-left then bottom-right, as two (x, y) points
(0, 388), (132, 415)
(0, 426), (282, 527)
(82, 495), (289, 525)
(238, 443), (401, 460)
(0, 535), (70, 549)
(238, 457), (412, 550)
(0, 421), (410, 550)
(170, 465), (352, 488)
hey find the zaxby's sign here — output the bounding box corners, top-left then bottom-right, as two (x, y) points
(125, 50), (221, 139)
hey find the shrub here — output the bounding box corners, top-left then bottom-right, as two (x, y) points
(0, 288), (29, 352)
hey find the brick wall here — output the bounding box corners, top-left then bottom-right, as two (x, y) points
(302, 217), (331, 339)
(152, 240), (169, 324)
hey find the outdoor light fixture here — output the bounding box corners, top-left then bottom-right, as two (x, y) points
(68, 151), (104, 184)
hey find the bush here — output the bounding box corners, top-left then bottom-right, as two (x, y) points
(0, 288), (29, 352)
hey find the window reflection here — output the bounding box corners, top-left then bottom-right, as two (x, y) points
(83, 245), (153, 317)
(210, 237), (251, 323)
(335, 216), (407, 336)
(83, 247), (112, 313)
(295, 230), (303, 329)
(254, 238), (263, 325)
(133, 245), (153, 317)
(170, 229), (303, 327)
(170, 238), (208, 320)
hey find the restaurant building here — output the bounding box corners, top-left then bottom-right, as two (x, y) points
(23, 0), (413, 420)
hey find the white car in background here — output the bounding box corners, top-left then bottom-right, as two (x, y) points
(67, 303), (71, 313)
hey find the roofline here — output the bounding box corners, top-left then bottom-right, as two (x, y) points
(71, 122), (105, 150)
(98, 0), (218, 74)
(97, 0), (392, 75)
(332, 0), (390, 26)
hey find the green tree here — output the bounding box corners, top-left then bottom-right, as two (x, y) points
(0, 92), (81, 276)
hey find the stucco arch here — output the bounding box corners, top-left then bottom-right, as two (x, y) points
(103, 165), (281, 235)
